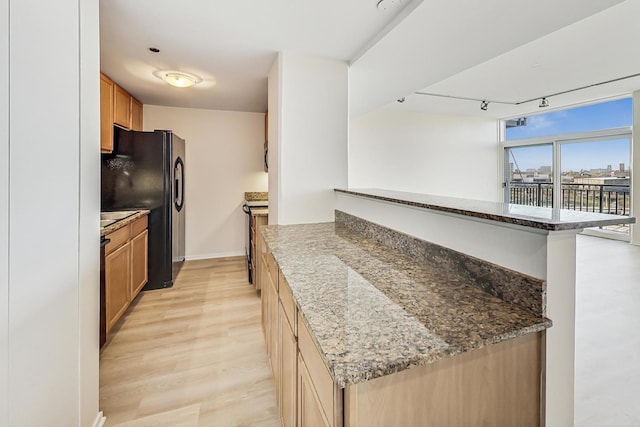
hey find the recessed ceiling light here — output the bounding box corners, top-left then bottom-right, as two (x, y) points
(153, 70), (202, 88)
(377, 0), (402, 11)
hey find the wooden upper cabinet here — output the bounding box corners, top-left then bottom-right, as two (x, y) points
(100, 74), (114, 152)
(100, 72), (144, 152)
(131, 97), (143, 131)
(114, 84), (131, 128)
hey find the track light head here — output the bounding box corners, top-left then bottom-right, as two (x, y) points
(397, 97), (406, 103)
(539, 97), (549, 108)
(480, 100), (489, 111)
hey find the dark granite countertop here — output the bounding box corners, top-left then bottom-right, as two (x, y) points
(262, 222), (551, 388)
(335, 188), (636, 231)
(100, 210), (150, 236)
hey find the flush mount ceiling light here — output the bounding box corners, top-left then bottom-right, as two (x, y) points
(377, 0), (402, 11)
(153, 70), (202, 88)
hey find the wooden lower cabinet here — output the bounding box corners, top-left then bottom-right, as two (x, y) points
(263, 249), (542, 427)
(343, 332), (542, 427)
(105, 242), (131, 332)
(268, 265), (279, 401)
(298, 353), (330, 427)
(103, 215), (148, 336)
(130, 229), (148, 296)
(279, 301), (297, 427)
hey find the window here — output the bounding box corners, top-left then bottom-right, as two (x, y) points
(505, 98), (632, 140)
(502, 98), (633, 238)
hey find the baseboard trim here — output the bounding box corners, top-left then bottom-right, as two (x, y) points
(185, 251), (245, 261)
(92, 412), (106, 427)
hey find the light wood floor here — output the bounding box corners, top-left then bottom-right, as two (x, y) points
(100, 239), (640, 427)
(575, 235), (640, 427)
(99, 257), (280, 427)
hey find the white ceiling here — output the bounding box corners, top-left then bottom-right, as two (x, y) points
(100, 0), (421, 112)
(382, 0), (640, 119)
(100, 0), (636, 119)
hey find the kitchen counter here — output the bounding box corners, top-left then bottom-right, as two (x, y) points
(100, 210), (150, 235)
(244, 191), (268, 202)
(335, 188), (636, 231)
(261, 220), (551, 388)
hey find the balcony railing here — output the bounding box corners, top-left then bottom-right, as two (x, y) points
(509, 182), (630, 216)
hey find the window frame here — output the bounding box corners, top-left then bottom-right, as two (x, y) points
(500, 126), (632, 239)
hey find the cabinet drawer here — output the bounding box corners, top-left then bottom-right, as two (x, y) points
(105, 225), (130, 255)
(279, 271), (296, 336)
(131, 215), (148, 236)
(298, 312), (335, 424)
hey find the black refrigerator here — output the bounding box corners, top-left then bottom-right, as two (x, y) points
(101, 128), (186, 290)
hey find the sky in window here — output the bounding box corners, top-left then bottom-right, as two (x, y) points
(506, 98), (632, 140)
(505, 98), (632, 172)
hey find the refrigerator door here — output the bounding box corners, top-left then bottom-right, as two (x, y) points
(102, 128), (173, 290)
(171, 134), (186, 280)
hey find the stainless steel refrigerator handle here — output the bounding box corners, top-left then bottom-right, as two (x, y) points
(174, 157), (184, 212)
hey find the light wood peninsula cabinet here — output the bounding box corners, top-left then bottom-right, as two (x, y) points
(104, 214), (148, 334)
(258, 228), (342, 427)
(258, 220), (547, 427)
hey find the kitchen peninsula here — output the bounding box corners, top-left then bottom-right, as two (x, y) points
(260, 212), (551, 426)
(332, 188), (636, 427)
(258, 189), (635, 427)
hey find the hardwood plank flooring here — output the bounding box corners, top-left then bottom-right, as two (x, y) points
(100, 257), (280, 427)
(100, 238), (640, 427)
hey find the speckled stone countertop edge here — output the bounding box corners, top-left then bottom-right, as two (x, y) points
(294, 301), (550, 389)
(335, 188), (636, 231)
(100, 210), (150, 236)
(244, 191), (268, 202)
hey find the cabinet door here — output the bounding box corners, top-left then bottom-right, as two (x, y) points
(298, 354), (330, 427)
(105, 242), (131, 333)
(261, 254), (269, 338)
(130, 229), (148, 297)
(279, 304), (297, 427)
(131, 97), (143, 131)
(252, 214), (268, 289)
(269, 272), (280, 401)
(113, 84), (131, 128)
(100, 74), (114, 152)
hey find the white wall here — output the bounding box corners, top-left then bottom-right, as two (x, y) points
(3, 0), (101, 425)
(269, 52), (349, 225)
(349, 110), (500, 201)
(1, 0), (8, 424)
(267, 55), (281, 224)
(143, 105), (268, 259)
(79, 0), (102, 425)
